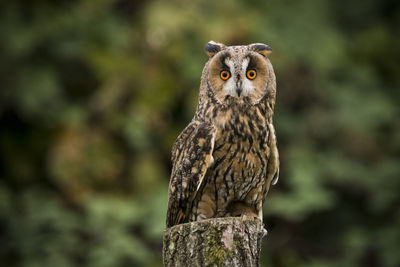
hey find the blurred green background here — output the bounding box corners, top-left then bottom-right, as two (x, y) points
(0, 0), (399, 266)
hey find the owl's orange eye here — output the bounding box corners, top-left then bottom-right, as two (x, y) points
(220, 70), (230, 80)
(246, 69), (257, 80)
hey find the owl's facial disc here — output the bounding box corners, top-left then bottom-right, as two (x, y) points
(222, 57), (254, 98)
(208, 50), (270, 104)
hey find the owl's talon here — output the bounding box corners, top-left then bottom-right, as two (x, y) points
(262, 228), (268, 238)
(239, 213), (259, 221)
(240, 214), (250, 220)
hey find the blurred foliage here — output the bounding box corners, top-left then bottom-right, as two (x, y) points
(0, 0), (399, 266)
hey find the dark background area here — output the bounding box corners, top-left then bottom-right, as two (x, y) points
(0, 0), (399, 266)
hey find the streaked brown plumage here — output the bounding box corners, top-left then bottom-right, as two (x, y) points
(166, 41), (279, 228)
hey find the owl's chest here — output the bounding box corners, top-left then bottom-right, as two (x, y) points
(209, 110), (270, 195)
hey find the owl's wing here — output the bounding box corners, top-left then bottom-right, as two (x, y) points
(271, 167), (280, 185)
(166, 121), (216, 228)
(263, 123), (280, 201)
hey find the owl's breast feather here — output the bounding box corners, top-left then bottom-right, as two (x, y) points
(209, 109), (269, 197)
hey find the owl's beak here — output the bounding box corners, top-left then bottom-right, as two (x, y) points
(236, 87), (242, 97)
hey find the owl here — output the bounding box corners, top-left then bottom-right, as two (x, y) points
(166, 41), (279, 228)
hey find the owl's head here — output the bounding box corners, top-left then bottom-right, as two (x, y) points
(202, 41), (275, 105)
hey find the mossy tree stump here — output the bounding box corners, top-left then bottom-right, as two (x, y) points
(162, 217), (265, 266)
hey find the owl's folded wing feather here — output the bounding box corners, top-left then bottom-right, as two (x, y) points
(263, 123), (280, 202)
(166, 121), (216, 228)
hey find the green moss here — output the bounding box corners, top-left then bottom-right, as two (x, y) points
(204, 227), (247, 265)
(233, 234), (243, 250)
(168, 241), (175, 251)
(204, 226), (236, 266)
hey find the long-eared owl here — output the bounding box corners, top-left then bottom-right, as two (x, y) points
(166, 41), (279, 228)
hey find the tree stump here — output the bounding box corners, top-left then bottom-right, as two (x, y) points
(162, 217), (265, 266)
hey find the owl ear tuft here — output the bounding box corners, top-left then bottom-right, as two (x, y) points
(205, 41), (225, 57)
(250, 43), (272, 57)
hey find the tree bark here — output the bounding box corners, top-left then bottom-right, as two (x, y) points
(162, 217), (265, 267)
